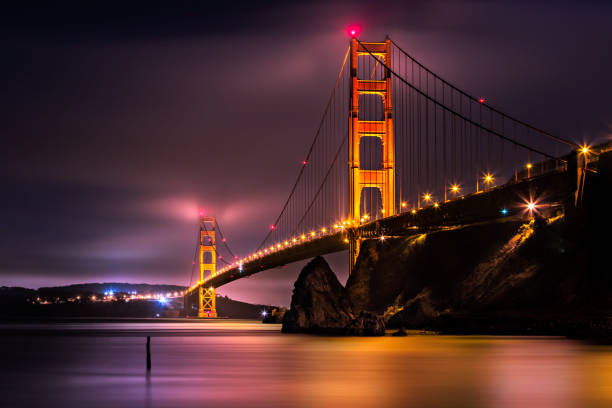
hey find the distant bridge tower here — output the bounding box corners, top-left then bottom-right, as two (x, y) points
(348, 37), (395, 273)
(198, 216), (217, 318)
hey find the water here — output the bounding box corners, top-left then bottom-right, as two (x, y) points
(1, 320), (611, 408)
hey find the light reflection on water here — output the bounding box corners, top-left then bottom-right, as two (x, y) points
(1, 320), (611, 408)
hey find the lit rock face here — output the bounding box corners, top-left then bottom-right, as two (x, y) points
(347, 214), (612, 336)
(282, 256), (384, 335)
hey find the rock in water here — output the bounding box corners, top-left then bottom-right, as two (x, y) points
(282, 256), (356, 334)
(345, 311), (386, 336)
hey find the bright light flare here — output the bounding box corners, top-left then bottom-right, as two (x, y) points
(580, 145), (591, 155)
(346, 24), (361, 37)
(478, 97), (486, 104)
(451, 184), (460, 193)
(483, 173), (494, 184)
(423, 193), (432, 202)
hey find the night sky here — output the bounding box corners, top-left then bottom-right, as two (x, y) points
(2, 1), (611, 306)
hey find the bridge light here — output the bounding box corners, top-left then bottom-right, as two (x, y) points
(451, 184), (460, 193)
(527, 202), (536, 212)
(321, 228), (326, 233)
(343, 238), (349, 243)
(346, 24), (361, 37)
(363, 214), (369, 220)
(277, 244), (281, 249)
(234, 255), (238, 259)
(302, 160), (308, 165)
(401, 202), (407, 208)
(411, 209), (417, 214)
(292, 237), (297, 243)
(310, 231), (316, 237)
(434, 202), (439, 208)
(483, 173), (494, 185)
(423, 193), (432, 202)
(478, 97), (485, 104)
(580, 145), (591, 155)
(301, 234), (306, 240)
(501, 208), (508, 215)
(284, 240), (289, 246)
(270, 224), (276, 230)
(333, 224), (338, 228)
(379, 236), (385, 241)
(526, 163), (533, 169)
(381, 209), (385, 214)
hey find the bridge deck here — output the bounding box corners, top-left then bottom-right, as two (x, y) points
(191, 169), (572, 290)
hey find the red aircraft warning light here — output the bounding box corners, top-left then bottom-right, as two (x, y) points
(478, 97), (486, 104)
(270, 224), (276, 230)
(347, 24), (361, 38)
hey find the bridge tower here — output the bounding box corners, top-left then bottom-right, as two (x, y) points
(198, 216), (217, 318)
(348, 38), (395, 273)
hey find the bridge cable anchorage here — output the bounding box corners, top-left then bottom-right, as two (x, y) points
(387, 38), (583, 152)
(356, 39), (568, 163)
(255, 46), (350, 252)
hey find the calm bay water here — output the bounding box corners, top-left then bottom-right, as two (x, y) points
(1, 320), (611, 408)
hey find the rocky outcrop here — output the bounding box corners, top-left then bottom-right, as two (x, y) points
(346, 212), (612, 337)
(282, 256), (384, 335)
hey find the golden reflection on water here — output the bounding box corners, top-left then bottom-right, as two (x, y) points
(1, 321), (611, 408)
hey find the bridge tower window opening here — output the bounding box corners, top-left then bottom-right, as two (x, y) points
(360, 187), (383, 220)
(356, 54), (386, 80)
(358, 94), (384, 121)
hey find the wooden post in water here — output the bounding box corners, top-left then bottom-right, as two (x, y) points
(146, 336), (151, 371)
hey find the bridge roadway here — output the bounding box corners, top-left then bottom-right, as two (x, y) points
(202, 168), (573, 289)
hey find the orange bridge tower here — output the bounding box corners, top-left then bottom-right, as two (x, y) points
(348, 37), (395, 274)
(198, 216), (217, 318)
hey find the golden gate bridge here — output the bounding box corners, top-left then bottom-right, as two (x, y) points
(184, 34), (599, 318)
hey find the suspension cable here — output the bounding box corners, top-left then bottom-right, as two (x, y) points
(357, 39), (566, 162)
(388, 37), (579, 149)
(255, 46), (350, 251)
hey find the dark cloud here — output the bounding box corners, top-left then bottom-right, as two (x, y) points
(2, 1), (611, 305)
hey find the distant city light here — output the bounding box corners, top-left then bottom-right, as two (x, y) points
(158, 296), (168, 304)
(261, 310), (268, 317)
(501, 208), (508, 215)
